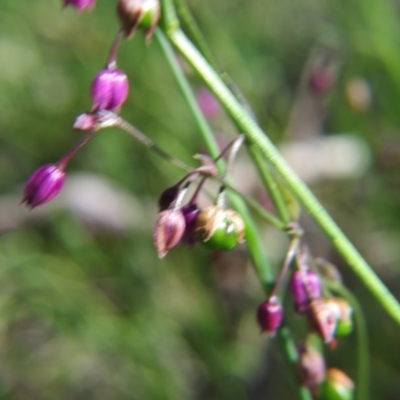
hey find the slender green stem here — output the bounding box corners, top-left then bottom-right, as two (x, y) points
(248, 144), (291, 224)
(163, 27), (400, 326)
(327, 281), (369, 400)
(154, 27), (274, 288)
(173, 0), (217, 67)
(278, 327), (314, 400)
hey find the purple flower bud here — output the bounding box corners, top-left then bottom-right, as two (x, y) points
(91, 67), (129, 112)
(153, 209), (185, 258)
(257, 296), (283, 335)
(196, 88), (220, 119)
(158, 185), (180, 211)
(181, 203), (200, 245)
(22, 164), (66, 209)
(290, 269), (322, 312)
(63, 0), (96, 11)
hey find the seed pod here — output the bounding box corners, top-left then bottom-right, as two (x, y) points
(290, 269), (322, 312)
(196, 205), (245, 251)
(22, 164), (66, 209)
(153, 209), (185, 258)
(117, 0), (160, 41)
(91, 67), (129, 112)
(319, 368), (355, 400)
(257, 296), (283, 335)
(325, 298), (353, 337)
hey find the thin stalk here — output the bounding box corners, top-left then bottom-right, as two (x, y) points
(164, 27), (400, 326)
(154, 27), (275, 288)
(248, 144), (291, 224)
(326, 281), (369, 400)
(278, 326), (314, 400)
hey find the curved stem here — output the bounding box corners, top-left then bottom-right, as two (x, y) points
(326, 281), (369, 400)
(164, 27), (400, 326)
(154, 27), (275, 289)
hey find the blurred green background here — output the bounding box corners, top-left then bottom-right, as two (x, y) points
(1, 0), (400, 399)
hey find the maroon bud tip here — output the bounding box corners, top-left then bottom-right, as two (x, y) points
(257, 296), (283, 335)
(310, 68), (334, 94)
(91, 67), (129, 112)
(63, 0), (96, 11)
(290, 269), (322, 312)
(22, 164), (66, 209)
(153, 209), (186, 258)
(158, 185), (180, 211)
(181, 203), (200, 246)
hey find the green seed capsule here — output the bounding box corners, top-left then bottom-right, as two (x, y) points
(319, 368), (354, 400)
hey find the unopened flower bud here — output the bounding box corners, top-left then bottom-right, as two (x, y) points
(196, 206), (245, 251)
(308, 299), (337, 344)
(325, 298), (353, 337)
(22, 164), (66, 209)
(117, 0), (160, 41)
(153, 209), (185, 258)
(63, 0), (96, 11)
(310, 67), (335, 94)
(257, 296), (283, 335)
(91, 67), (129, 112)
(290, 269), (322, 312)
(297, 346), (326, 388)
(319, 368), (355, 400)
(181, 203), (200, 245)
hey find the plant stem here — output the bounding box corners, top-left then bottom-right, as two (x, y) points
(278, 327), (314, 400)
(327, 281), (369, 400)
(154, 27), (275, 288)
(164, 27), (400, 326)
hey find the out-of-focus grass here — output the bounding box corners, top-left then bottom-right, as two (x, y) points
(0, 0), (400, 399)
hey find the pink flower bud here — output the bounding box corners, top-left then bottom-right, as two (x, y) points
(73, 113), (97, 131)
(153, 209), (185, 258)
(22, 164), (66, 209)
(63, 0), (96, 12)
(297, 346), (326, 388)
(308, 299), (337, 344)
(290, 269), (322, 312)
(196, 88), (221, 119)
(91, 67), (129, 112)
(257, 296), (283, 335)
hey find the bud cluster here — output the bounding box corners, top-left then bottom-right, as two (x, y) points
(153, 168), (246, 258)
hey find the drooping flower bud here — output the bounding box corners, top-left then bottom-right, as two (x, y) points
(117, 0), (160, 41)
(325, 298), (353, 337)
(308, 299), (337, 344)
(297, 345), (326, 388)
(181, 203), (200, 246)
(22, 164), (66, 209)
(319, 368), (355, 400)
(91, 67), (129, 112)
(153, 209), (185, 258)
(196, 206), (245, 251)
(290, 269), (322, 312)
(257, 296), (283, 335)
(63, 0), (96, 12)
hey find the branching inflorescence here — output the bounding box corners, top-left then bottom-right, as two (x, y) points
(22, 1), (400, 399)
